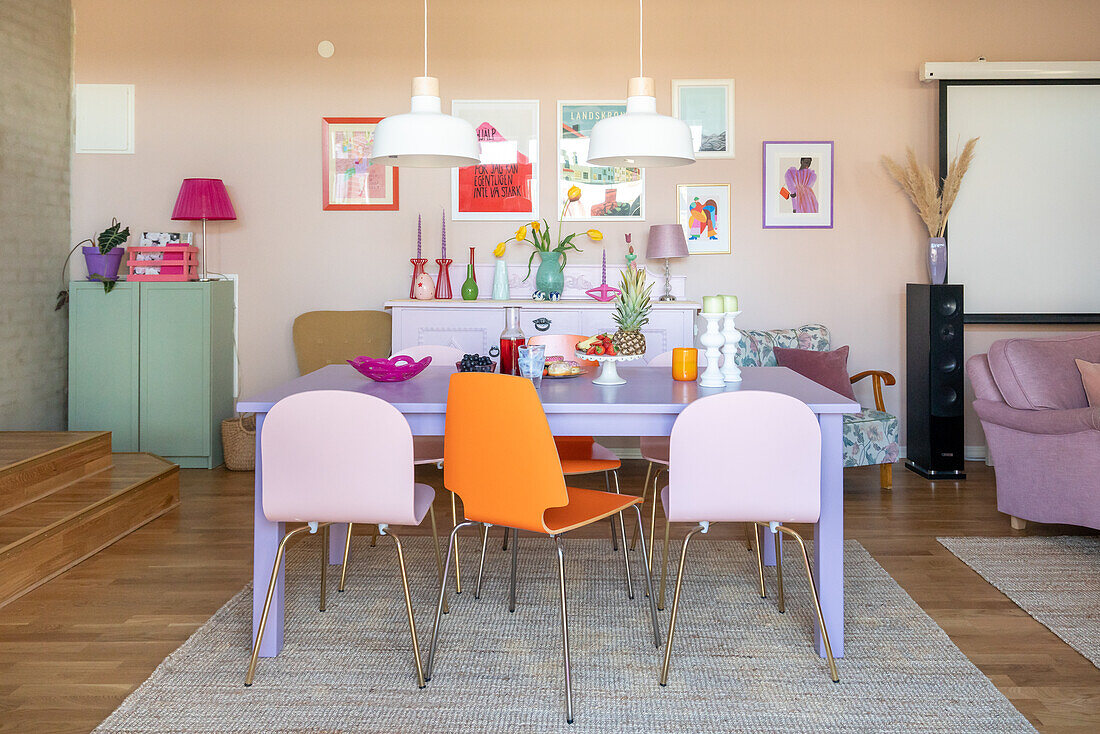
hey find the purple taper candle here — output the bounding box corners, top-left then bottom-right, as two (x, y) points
(416, 214), (422, 259)
(441, 210), (447, 259)
(601, 250), (607, 284)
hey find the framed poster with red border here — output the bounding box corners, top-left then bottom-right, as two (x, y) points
(450, 100), (539, 221)
(321, 117), (399, 211)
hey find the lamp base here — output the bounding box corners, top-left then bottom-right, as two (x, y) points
(658, 295), (677, 301)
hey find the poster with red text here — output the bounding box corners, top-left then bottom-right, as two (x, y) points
(451, 100), (539, 221)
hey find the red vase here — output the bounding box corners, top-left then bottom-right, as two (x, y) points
(409, 258), (428, 298)
(468, 246), (477, 284)
(434, 258), (453, 299)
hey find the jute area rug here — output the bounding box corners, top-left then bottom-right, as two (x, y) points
(939, 535), (1100, 668)
(94, 536), (1035, 733)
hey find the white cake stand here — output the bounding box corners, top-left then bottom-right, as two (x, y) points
(576, 351), (642, 385)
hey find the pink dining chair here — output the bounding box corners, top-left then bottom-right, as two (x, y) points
(656, 390), (839, 686)
(341, 344), (460, 595)
(245, 390), (443, 688)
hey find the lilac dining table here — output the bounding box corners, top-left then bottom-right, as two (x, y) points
(237, 364), (860, 660)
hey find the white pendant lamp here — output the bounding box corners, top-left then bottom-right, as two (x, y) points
(369, 0), (479, 168)
(586, 0), (696, 168)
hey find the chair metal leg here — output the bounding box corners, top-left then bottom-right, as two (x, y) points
(658, 512), (672, 610)
(647, 467), (663, 574)
(604, 471), (618, 552)
(630, 462), (654, 551)
(502, 525), (509, 551)
(381, 528), (426, 688)
(338, 522), (354, 593)
(245, 525), (310, 686)
(553, 535), (573, 724)
(450, 491), (463, 593)
(611, 471), (633, 599)
(509, 528), (519, 612)
(773, 527), (785, 613)
(659, 524), (706, 686)
(631, 504), (661, 646)
(752, 523), (767, 599)
(319, 525), (329, 611)
(776, 525), (840, 682)
(428, 504), (449, 614)
(475, 523), (490, 599)
(427, 520), (476, 682)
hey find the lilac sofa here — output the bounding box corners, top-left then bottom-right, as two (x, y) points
(966, 333), (1100, 530)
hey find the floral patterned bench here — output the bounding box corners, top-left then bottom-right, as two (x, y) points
(733, 323), (899, 489)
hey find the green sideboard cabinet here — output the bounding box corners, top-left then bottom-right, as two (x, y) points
(68, 280), (235, 468)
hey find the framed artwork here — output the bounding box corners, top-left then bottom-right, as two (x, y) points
(558, 101), (645, 221)
(673, 80), (735, 158)
(450, 100), (539, 221)
(677, 184), (731, 254)
(321, 117), (398, 211)
(762, 141), (834, 228)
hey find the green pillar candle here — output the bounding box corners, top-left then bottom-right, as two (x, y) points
(702, 295), (724, 313)
(720, 294), (739, 312)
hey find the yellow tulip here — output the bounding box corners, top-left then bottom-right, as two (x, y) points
(515, 225), (527, 241)
(532, 221), (541, 233)
(567, 185), (582, 202)
(493, 242), (506, 258)
(586, 229), (603, 241)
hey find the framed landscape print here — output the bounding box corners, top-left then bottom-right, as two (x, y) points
(321, 117), (398, 211)
(558, 101), (645, 221)
(762, 141), (834, 228)
(673, 80), (735, 158)
(677, 184), (731, 254)
(450, 100), (539, 221)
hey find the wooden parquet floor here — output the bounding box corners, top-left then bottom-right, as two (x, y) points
(0, 462), (1096, 733)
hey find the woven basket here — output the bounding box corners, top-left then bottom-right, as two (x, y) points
(221, 414), (256, 471)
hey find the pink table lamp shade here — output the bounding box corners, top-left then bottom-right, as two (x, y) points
(172, 178), (236, 221)
(646, 224), (689, 260)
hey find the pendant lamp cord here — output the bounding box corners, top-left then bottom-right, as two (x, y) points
(638, 0), (643, 78)
(423, 0), (428, 77)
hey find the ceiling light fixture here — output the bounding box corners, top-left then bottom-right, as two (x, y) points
(586, 0), (696, 168)
(370, 0), (479, 168)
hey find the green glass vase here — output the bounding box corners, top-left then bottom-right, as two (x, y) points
(461, 263), (479, 300)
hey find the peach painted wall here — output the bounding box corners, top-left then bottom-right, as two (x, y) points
(70, 0), (1100, 450)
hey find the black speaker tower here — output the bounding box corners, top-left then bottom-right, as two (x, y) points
(906, 284), (966, 479)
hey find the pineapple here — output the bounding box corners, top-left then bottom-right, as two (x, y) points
(611, 267), (653, 356)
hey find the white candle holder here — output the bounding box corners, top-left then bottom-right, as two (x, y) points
(698, 313), (726, 388)
(721, 310), (743, 383)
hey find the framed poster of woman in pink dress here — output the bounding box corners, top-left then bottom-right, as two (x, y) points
(762, 141), (833, 228)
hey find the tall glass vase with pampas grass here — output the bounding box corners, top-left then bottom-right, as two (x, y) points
(883, 138), (978, 284)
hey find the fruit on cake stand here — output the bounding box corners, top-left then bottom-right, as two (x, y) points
(575, 266), (653, 385)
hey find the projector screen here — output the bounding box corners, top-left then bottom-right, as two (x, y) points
(942, 81), (1100, 317)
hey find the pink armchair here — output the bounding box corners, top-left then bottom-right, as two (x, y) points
(966, 333), (1100, 530)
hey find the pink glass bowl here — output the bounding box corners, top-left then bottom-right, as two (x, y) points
(347, 355), (432, 382)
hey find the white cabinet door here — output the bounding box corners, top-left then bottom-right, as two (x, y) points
(392, 307), (502, 354)
(580, 310), (694, 361)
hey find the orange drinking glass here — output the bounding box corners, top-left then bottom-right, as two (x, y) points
(672, 348), (698, 381)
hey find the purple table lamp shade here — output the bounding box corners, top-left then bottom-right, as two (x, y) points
(646, 224), (689, 260)
(171, 178), (236, 221)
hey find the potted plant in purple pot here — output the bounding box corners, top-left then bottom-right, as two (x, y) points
(82, 219), (130, 293)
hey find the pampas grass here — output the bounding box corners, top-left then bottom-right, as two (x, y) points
(882, 137), (978, 237)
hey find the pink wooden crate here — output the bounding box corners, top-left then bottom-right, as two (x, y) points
(126, 245), (199, 281)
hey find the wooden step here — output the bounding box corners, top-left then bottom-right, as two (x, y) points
(0, 452), (179, 608)
(0, 431), (112, 515)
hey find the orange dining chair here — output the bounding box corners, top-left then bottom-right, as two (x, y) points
(656, 390), (838, 686)
(427, 372), (660, 723)
(245, 390), (443, 688)
(339, 344), (460, 600)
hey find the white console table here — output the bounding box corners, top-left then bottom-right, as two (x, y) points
(385, 264), (699, 361)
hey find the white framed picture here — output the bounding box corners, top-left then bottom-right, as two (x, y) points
(450, 100), (539, 221)
(677, 184), (731, 255)
(762, 141), (834, 228)
(558, 101), (645, 221)
(672, 79), (734, 159)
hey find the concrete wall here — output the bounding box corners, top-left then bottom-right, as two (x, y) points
(69, 0), (1100, 449)
(0, 0), (72, 430)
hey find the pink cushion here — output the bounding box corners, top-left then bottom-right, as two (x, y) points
(774, 345), (856, 401)
(1077, 359), (1100, 408)
(988, 333), (1100, 410)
